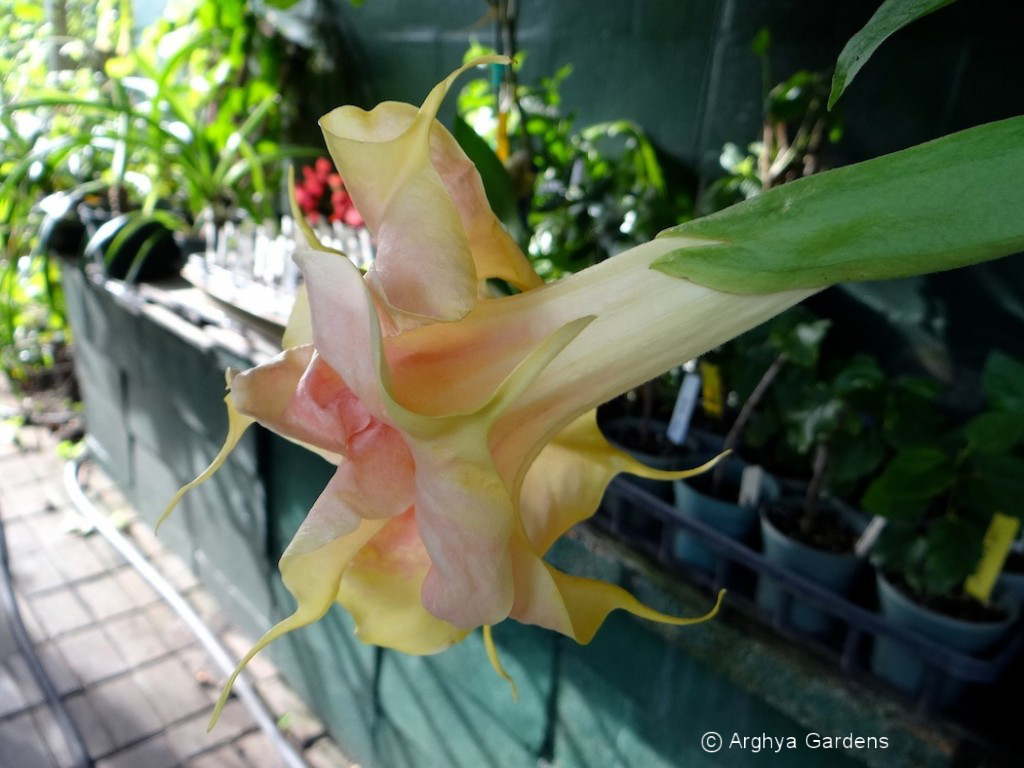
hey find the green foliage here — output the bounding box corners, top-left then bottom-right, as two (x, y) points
(456, 45), (693, 281)
(94, 0), (316, 223)
(3, 0), (318, 228)
(829, 0), (959, 109)
(865, 350), (1024, 597)
(700, 34), (842, 216)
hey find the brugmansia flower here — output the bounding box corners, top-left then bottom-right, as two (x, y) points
(163, 57), (1024, 721)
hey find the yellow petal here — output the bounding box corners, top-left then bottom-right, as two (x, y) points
(547, 568), (726, 644)
(519, 411), (725, 554)
(507, 533), (724, 644)
(338, 510), (469, 654)
(482, 625), (518, 700)
(320, 67), (487, 324)
(208, 514), (388, 728)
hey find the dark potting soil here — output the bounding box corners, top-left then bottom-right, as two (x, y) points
(765, 501), (857, 555)
(886, 573), (1010, 623)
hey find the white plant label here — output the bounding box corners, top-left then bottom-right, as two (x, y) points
(667, 372), (702, 445)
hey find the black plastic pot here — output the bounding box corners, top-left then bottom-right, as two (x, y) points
(84, 214), (182, 282)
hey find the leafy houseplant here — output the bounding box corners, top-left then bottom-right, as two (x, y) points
(670, 307), (829, 575)
(864, 350), (1024, 701)
(456, 44), (695, 281)
(7, 0), (319, 282)
(753, 347), (893, 635)
(699, 28), (843, 216)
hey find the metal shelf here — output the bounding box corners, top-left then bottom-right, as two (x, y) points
(594, 477), (1024, 714)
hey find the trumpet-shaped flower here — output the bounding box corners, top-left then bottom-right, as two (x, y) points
(163, 58), (1024, 721)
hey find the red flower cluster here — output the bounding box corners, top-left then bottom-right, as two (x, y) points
(294, 157), (365, 228)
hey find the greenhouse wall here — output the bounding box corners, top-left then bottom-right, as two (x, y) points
(314, 0), (1023, 172)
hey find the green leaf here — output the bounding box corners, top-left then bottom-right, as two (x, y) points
(963, 412), (1024, 455)
(862, 445), (952, 519)
(958, 453), (1024, 521)
(104, 55), (136, 80)
(922, 516), (983, 595)
(751, 27), (771, 58)
(652, 117), (1024, 294)
(870, 521), (919, 574)
(828, 0), (959, 109)
(982, 350), (1024, 415)
(831, 354), (885, 397)
(772, 317), (830, 368)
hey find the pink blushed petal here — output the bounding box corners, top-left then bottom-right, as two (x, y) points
(321, 100), (478, 324)
(320, 56), (536, 327)
(327, 420), (415, 521)
(388, 316), (594, 630)
(294, 248), (387, 421)
(287, 355), (373, 454)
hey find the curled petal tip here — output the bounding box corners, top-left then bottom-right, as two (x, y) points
(483, 625), (518, 701)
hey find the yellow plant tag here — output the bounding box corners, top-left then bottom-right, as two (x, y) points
(700, 361), (724, 418)
(964, 513), (1020, 603)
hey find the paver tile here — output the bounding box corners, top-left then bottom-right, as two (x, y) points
(75, 572), (133, 622)
(143, 600), (200, 652)
(2, 653), (44, 713)
(112, 565), (160, 609)
(0, 709), (58, 768)
(49, 539), (109, 582)
(64, 691), (116, 757)
(1, 516), (39, 555)
(103, 612), (174, 667)
(95, 733), (179, 768)
(21, 509), (75, 550)
(28, 588), (93, 638)
(8, 549), (64, 594)
(305, 734), (357, 768)
(0, 480), (64, 519)
(34, 641), (82, 696)
(0, 660), (32, 719)
(133, 655), (215, 725)
(164, 698), (254, 763)
(256, 676), (324, 746)
(234, 730), (293, 768)
(54, 625), (130, 685)
(31, 701), (83, 768)
(0, 397), (349, 768)
(87, 673), (167, 752)
(151, 551), (200, 593)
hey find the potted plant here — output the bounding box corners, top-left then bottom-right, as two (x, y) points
(671, 306), (828, 574)
(864, 350), (1024, 704)
(753, 351), (894, 636)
